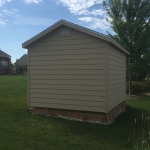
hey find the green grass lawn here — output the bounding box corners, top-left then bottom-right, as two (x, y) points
(0, 75), (150, 150)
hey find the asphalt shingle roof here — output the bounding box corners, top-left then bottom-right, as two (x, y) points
(17, 54), (27, 65)
(0, 50), (11, 58)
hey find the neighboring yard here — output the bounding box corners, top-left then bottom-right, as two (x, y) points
(0, 75), (150, 150)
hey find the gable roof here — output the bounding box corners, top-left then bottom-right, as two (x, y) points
(16, 54), (27, 65)
(0, 50), (11, 58)
(22, 19), (129, 55)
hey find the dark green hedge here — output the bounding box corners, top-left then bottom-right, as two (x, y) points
(126, 81), (150, 94)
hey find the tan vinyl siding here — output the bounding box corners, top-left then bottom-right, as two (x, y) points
(30, 74), (105, 80)
(28, 27), (106, 112)
(30, 84), (105, 91)
(108, 45), (126, 111)
(30, 59), (105, 66)
(30, 94), (105, 102)
(30, 102), (105, 112)
(34, 36), (105, 47)
(29, 44), (106, 52)
(30, 79), (105, 86)
(30, 48), (105, 56)
(109, 83), (125, 91)
(30, 54), (105, 60)
(30, 65), (105, 70)
(30, 89), (105, 96)
(30, 70), (105, 75)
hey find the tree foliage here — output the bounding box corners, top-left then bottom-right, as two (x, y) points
(103, 0), (150, 79)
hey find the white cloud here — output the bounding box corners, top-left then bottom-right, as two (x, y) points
(78, 17), (110, 30)
(0, 0), (12, 7)
(24, 0), (42, 4)
(56, 0), (110, 30)
(77, 9), (105, 16)
(57, 0), (104, 15)
(0, 7), (53, 27)
(3, 9), (15, 15)
(89, 9), (105, 16)
(0, 8), (19, 26)
(78, 17), (92, 22)
(0, 19), (6, 26)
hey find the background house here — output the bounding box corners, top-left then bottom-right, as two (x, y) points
(22, 20), (129, 124)
(15, 54), (27, 73)
(0, 49), (11, 74)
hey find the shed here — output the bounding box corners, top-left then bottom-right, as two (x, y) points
(22, 20), (129, 124)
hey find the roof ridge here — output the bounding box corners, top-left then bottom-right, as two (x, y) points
(0, 49), (11, 57)
(24, 20), (111, 45)
(22, 19), (129, 55)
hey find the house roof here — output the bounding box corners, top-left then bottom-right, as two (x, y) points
(16, 54), (27, 65)
(0, 50), (11, 58)
(22, 19), (129, 55)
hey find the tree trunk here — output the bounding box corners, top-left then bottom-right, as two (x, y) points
(129, 71), (132, 96)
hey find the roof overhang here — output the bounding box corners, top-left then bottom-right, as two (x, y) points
(0, 55), (11, 58)
(0, 56), (11, 61)
(22, 20), (129, 55)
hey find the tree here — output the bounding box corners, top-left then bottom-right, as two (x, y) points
(16, 65), (27, 74)
(103, 0), (150, 95)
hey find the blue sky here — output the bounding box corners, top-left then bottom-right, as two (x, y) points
(0, 0), (111, 63)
